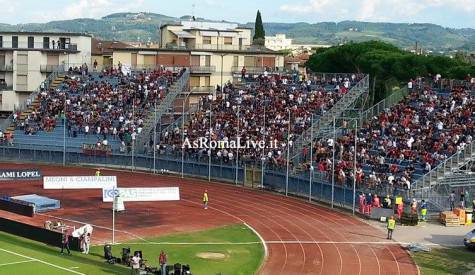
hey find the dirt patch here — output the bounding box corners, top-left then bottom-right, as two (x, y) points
(196, 252), (227, 260)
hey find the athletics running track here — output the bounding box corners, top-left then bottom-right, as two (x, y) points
(0, 163), (418, 275)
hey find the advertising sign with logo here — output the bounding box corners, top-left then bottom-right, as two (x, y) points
(43, 176), (117, 189)
(102, 187), (180, 202)
(0, 169), (42, 181)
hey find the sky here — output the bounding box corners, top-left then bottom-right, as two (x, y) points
(1, 0), (475, 28)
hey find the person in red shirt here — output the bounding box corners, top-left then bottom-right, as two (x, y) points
(159, 250), (167, 275)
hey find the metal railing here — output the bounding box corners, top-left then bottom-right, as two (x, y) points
(40, 65), (65, 73)
(291, 75), (370, 162)
(357, 87), (409, 126)
(0, 85), (12, 91)
(190, 66), (216, 74)
(0, 143), (359, 211)
(136, 69), (190, 151)
(0, 41), (78, 51)
(191, 86), (214, 93)
(231, 66), (285, 74)
(0, 64), (13, 72)
(0, 64), (66, 131)
(413, 141), (475, 194)
(165, 43), (263, 52)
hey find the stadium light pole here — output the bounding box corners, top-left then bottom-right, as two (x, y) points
(235, 100), (241, 185)
(62, 100), (66, 166)
(208, 94), (212, 181)
(285, 109), (291, 196)
(309, 114), (313, 202)
(132, 97), (135, 171)
(153, 100), (157, 173)
(352, 120), (358, 216)
(181, 91), (191, 178)
(261, 97), (266, 189)
(112, 189), (117, 245)
(331, 116), (336, 208)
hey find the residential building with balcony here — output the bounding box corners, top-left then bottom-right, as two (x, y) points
(107, 20), (283, 103)
(0, 32), (91, 112)
(160, 20), (284, 94)
(265, 33), (331, 54)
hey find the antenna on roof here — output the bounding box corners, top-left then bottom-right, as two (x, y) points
(192, 3), (196, 21)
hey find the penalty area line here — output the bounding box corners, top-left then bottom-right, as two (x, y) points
(0, 248), (85, 275)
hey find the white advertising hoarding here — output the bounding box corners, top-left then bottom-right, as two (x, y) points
(43, 176), (117, 189)
(102, 187), (180, 202)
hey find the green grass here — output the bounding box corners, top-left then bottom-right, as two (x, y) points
(91, 224), (264, 275)
(0, 224), (264, 275)
(412, 247), (475, 274)
(0, 230), (127, 274)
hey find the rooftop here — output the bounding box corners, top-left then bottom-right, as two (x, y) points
(0, 31), (92, 37)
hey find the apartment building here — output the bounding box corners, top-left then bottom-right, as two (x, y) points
(111, 20), (284, 96)
(265, 33), (331, 54)
(0, 32), (91, 112)
(265, 34), (293, 51)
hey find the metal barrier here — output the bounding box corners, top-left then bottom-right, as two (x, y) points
(0, 144), (358, 211)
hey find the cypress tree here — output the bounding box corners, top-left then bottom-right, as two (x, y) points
(253, 10), (265, 46)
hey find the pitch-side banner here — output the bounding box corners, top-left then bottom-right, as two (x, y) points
(102, 187), (180, 202)
(0, 169), (42, 181)
(43, 176), (117, 189)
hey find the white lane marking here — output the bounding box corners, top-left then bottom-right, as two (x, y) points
(0, 259), (36, 267)
(244, 222), (269, 258)
(0, 248), (86, 275)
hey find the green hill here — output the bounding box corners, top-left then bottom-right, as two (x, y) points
(0, 13), (474, 51)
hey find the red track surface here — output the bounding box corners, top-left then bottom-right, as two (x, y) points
(0, 163), (418, 275)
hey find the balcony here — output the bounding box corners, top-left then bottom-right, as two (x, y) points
(0, 41), (79, 52)
(40, 65), (65, 73)
(0, 64), (13, 72)
(0, 84), (13, 91)
(191, 86), (214, 94)
(165, 43), (267, 52)
(190, 66), (216, 74)
(231, 66), (284, 74)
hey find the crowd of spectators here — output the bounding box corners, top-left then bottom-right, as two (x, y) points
(308, 83), (474, 194)
(159, 73), (362, 166)
(16, 65), (184, 151)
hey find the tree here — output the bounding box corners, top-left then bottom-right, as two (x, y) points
(253, 10), (265, 46)
(306, 41), (475, 104)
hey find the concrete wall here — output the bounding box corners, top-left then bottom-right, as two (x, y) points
(1, 89), (28, 111)
(0, 34), (91, 112)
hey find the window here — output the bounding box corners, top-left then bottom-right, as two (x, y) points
(0, 36), (2, 48)
(233, 56), (239, 67)
(12, 36), (18, 48)
(224, 37), (233, 45)
(28, 37), (34, 48)
(43, 37), (50, 49)
(203, 36), (211, 45)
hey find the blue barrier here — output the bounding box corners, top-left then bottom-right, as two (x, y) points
(0, 145), (357, 210)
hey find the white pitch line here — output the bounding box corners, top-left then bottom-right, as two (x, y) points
(244, 222), (269, 258)
(0, 259), (36, 267)
(116, 240), (465, 247)
(123, 242), (261, 245)
(0, 248), (85, 275)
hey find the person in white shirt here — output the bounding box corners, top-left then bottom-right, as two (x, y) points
(131, 253), (141, 274)
(82, 233), (91, 254)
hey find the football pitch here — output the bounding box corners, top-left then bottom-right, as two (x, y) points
(0, 224), (264, 275)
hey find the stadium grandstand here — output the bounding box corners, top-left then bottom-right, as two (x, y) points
(0, 64), (474, 214)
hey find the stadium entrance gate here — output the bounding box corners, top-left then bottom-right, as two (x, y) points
(244, 165), (262, 188)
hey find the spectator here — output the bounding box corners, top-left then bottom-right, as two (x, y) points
(449, 191), (456, 211)
(60, 231), (71, 255)
(159, 250), (167, 275)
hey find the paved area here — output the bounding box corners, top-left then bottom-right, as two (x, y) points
(366, 219), (474, 247)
